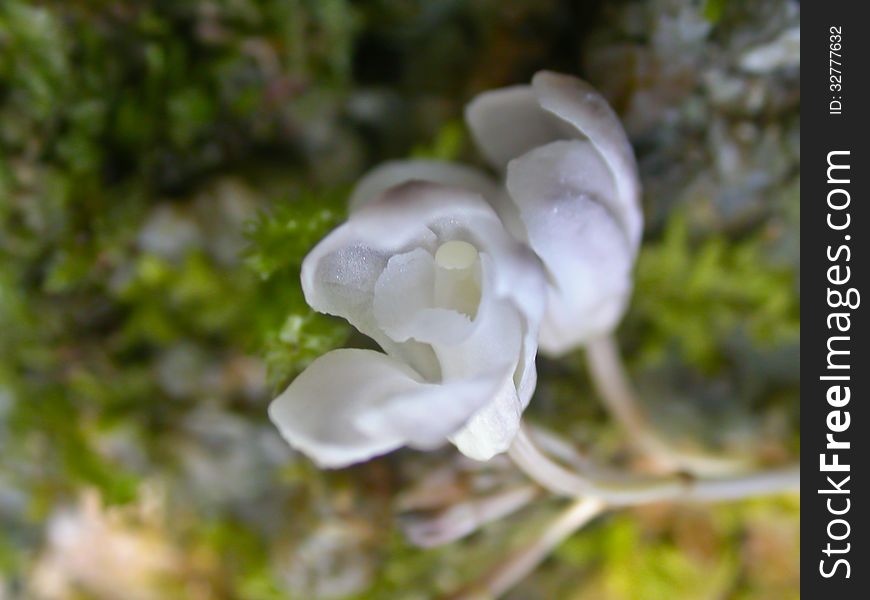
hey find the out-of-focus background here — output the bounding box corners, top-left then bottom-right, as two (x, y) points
(0, 0), (799, 598)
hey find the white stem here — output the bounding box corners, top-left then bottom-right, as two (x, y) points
(586, 335), (749, 475)
(458, 336), (799, 599)
(510, 427), (684, 504)
(452, 498), (605, 599)
(401, 485), (540, 548)
(509, 426), (799, 506)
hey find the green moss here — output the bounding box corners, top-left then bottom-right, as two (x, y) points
(703, 0), (726, 24)
(0, 0), (799, 596)
(630, 213), (799, 372)
(245, 187), (351, 387)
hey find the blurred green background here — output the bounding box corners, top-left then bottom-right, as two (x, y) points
(0, 0), (799, 598)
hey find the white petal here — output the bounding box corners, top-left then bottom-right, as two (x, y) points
(356, 372), (501, 451)
(465, 85), (566, 171)
(421, 220), (545, 411)
(373, 246), (542, 461)
(301, 236), (441, 380)
(465, 72), (642, 251)
(425, 213), (545, 342)
(350, 181), (499, 248)
(436, 256), (528, 460)
(448, 378), (522, 461)
(349, 160), (500, 213)
(506, 141), (634, 354)
(295, 181), (548, 461)
(349, 159), (527, 242)
(372, 247), (474, 345)
(268, 349), (493, 468)
(268, 349), (423, 468)
(350, 180), (544, 349)
(372, 247), (437, 342)
(301, 182), (512, 380)
(531, 71), (642, 250)
(434, 271), (522, 386)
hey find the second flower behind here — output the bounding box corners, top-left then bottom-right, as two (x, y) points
(269, 71), (643, 469)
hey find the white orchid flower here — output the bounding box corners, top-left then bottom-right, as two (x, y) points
(269, 71), (641, 468)
(269, 181), (546, 468)
(352, 71), (643, 355)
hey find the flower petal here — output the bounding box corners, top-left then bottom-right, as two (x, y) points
(430, 254), (527, 460)
(356, 372), (502, 451)
(349, 159), (527, 242)
(506, 140), (634, 353)
(465, 72), (642, 251)
(448, 377), (522, 461)
(443, 301), (525, 460)
(301, 182), (513, 380)
(423, 219), (545, 410)
(465, 85), (567, 171)
(371, 247), (542, 460)
(372, 247), (474, 346)
(301, 237), (441, 380)
(349, 160), (500, 213)
(351, 181), (500, 243)
(268, 349), (494, 468)
(532, 71), (642, 250)
(296, 182), (548, 462)
(425, 213), (545, 346)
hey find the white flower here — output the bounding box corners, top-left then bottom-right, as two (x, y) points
(269, 71), (642, 468)
(352, 72), (643, 354)
(269, 182), (545, 467)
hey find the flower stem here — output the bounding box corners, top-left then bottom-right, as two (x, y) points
(478, 336), (800, 599)
(401, 484), (540, 548)
(449, 498), (605, 599)
(509, 426), (799, 506)
(585, 335), (750, 475)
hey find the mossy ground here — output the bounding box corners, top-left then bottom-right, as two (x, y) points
(1, 1), (799, 598)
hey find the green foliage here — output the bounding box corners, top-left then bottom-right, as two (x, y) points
(594, 519), (734, 599)
(196, 518), (287, 600)
(0, 0), (799, 597)
(0, 0), (359, 193)
(556, 498), (799, 599)
(0, 1), (362, 587)
(410, 120), (466, 161)
(703, 0), (726, 24)
(245, 188), (351, 388)
(630, 213), (799, 371)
